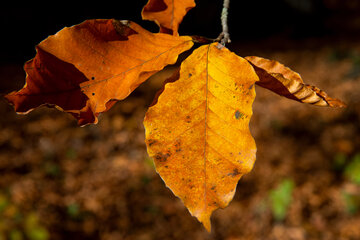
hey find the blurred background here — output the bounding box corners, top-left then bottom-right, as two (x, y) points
(0, 0), (359, 239)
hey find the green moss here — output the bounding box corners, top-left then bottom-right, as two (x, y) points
(67, 203), (80, 218)
(345, 154), (360, 185)
(269, 179), (295, 221)
(342, 191), (360, 215)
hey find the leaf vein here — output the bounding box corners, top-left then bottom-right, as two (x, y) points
(163, 119), (205, 145)
(80, 40), (193, 90)
(208, 59), (241, 81)
(206, 125), (242, 149)
(207, 90), (238, 111)
(207, 108), (246, 134)
(205, 143), (240, 170)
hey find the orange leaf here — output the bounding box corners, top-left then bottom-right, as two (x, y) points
(5, 19), (193, 125)
(144, 43), (259, 231)
(142, 0), (196, 35)
(245, 56), (346, 107)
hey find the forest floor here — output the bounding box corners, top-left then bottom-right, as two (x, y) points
(0, 37), (359, 240)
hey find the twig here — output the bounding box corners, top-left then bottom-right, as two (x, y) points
(220, 0), (231, 45)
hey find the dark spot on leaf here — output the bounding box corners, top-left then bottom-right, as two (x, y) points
(92, 92), (95, 96)
(91, 76), (95, 80)
(249, 84), (254, 90)
(211, 186), (216, 190)
(235, 110), (244, 119)
(228, 168), (240, 177)
(185, 115), (191, 123)
(147, 139), (157, 146)
(175, 139), (182, 152)
(154, 152), (171, 163)
(188, 73), (192, 78)
(164, 165), (168, 168)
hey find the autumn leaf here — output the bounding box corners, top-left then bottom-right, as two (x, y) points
(5, 19), (193, 125)
(142, 0), (196, 35)
(245, 56), (346, 107)
(144, 43), (259, 231)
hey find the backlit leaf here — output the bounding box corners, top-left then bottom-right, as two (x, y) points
(5, 19), (193, 125)
(245, 56), (346, 107)
(142, 0), (196, 35)
(144, 43), (259, 231)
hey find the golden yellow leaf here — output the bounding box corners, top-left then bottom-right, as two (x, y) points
(142, 0), (196, 35)
(245, 56), (345, 107)
(144, 43), (259, 231)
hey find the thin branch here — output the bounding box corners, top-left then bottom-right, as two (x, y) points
(220, 0), (231, 45)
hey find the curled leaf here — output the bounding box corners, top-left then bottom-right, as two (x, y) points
(142, 0), (196, 35)
(5, 19), (193, 125)
(245, 56), (345, 107)
(144, 43), (259, 231)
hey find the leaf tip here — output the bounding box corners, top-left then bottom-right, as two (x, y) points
(3, 91), (14, 105)
(329, 99), (347, 108)
(196, 213), (211, 232)
(203, 220), (212, 232)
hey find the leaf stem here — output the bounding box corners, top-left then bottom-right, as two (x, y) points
(219, 0), (231, 45)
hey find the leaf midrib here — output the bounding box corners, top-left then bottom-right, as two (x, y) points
(203, 44), (211, 211)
